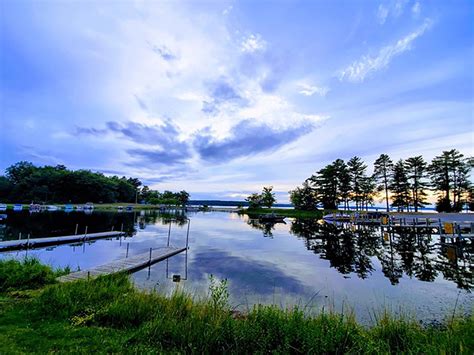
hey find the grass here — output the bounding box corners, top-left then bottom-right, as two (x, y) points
(241, 207), (324, 219)
(0, 260), (472, 353)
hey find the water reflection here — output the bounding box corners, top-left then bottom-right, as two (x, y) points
(288, 219), (472, 290)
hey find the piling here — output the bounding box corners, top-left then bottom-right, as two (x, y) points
(75, 224), (78, 235)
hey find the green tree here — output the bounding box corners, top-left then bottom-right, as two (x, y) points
(405, 156), (428, 212)
(360, 176), (376, 211)
(390, 160), (411, 212)
(246, 193), (262, 209)
(261, 186), (276, 208)
(347, 156), (368, 211)
(429, 149), (472, 212)
(289, 181), (318, 211)
(373, 154), (393, 212)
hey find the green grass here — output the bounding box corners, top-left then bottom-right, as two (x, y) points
(0, 265), (472, 354)
(241, 207), (323, 219)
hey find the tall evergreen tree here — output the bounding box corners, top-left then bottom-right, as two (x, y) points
(347, 156), (367, 211)
(405, 156), (428, 212)
(429, 149), (472, 212)
(373, 154), (393, 212)
(360, 176), (377, 211)
(390, 160), (411, 212)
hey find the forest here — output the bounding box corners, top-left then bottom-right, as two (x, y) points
(0, 161), (189, 206)
(289, 149), (473, 213)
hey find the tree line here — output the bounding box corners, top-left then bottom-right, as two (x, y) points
(0, 161), (189, 206)
(289, 149), (473, 213)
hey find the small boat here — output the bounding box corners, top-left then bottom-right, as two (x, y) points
(64, 204), (74, 212)
(47, 205), (60, 211)
(126, 205), (134, 212)
(75, 205), (84, 211)
(30, 204), (42, 213)
(13, 204), (23, 211)
(0, 204), (7, 211)
(0, 214), (7, 222)
(117, 206), (124, 212)
(84, 202), (94, 210)
(258, 213), (286, 223)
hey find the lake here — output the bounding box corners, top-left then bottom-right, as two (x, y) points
(0, 209), (472, 324)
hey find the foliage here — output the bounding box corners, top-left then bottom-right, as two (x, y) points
(289, 181), (318, 211)
(373, 154), (394, 212)
(405, 156), (429, 212)
(246, 186), (276, 209)
(208, 274), (229, 309)
(0, 161), (190, 205)
(0, 258), (68, 292)
(429, 150), (472, 212)
(0, 269), (472, 354)
(390, 160), (411, 212)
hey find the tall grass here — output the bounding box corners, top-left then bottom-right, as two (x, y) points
(24, 273), (473, 353)
(0, 258), (69, 292)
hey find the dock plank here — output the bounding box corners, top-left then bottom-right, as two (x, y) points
(58, 247), (187, 282)
(0, 231), (126, 251)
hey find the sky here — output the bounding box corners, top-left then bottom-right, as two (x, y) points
(0, 0), (473, 202)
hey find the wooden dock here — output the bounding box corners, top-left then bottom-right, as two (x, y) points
(58, 246), (187, 282)
(0, 231), (126, 252)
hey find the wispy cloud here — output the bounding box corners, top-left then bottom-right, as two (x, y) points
(377, 0), (409, 24)
(339, 19), (432, 82)
(412, 1), (421, 18)
(297, 83), (329, 97)
(241, 34), (266, 53)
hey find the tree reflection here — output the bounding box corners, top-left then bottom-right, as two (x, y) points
(289, 218), (472, 290)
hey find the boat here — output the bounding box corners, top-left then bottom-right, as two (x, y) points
(64, 204), (74, 212)
(0, 204), (7, 211)
(117, 206), (124, 212)
(30, 203), (42, 213)
(75, 205), (84, 211)
(47, 205), (60, 211)
(0, 214), (7, 222)
(13, 204), (23, 211)
(84, 202), (94, 210)
(258, 213), (286, 223)
(126, 205), (134, 212)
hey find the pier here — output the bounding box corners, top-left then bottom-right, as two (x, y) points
(0, 231), (126, 252)
(58, 246), (187, 282)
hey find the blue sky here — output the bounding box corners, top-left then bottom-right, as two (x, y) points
(0, 0), (473, 202)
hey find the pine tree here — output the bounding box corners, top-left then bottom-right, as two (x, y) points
(429, 149), (472, 212)
(347, 156), (367, 211)
(405, 156), (428, 212)
(390, 160), (411, 212)
(373, 154), (393, 212)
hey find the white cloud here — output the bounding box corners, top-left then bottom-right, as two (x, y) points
(412, 2), (421, 17)
(241, 34), (266, 53)
(339, 19), (432, 82)
(377, 4), (389, 24)
(297, 83), (329, 97)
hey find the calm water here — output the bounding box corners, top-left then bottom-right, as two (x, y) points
(0, 210), (472, 323)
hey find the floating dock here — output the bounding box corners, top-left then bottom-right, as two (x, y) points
(58, 246), (187, 282)
(0, 231), (125, 252)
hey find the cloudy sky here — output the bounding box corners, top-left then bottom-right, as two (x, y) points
(1, 0), (473, 202)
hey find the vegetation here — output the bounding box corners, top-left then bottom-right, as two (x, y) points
(290, 149), (472, 213)
(241, 207), (323, 219)
(0, 161), (189, 206)
(0, 261), (472, 353)
(245, 186), (276, 209)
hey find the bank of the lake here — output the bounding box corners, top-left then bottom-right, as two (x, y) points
(240, 207), (323, 218)
(0, 259), (472, 354)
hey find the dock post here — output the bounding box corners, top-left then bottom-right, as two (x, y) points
(120, 223), (123, 232)
(111, 225), (114, 231)
(126, 243), (129, 258)
(186, 219), (191, 249)
(85, 226), (88, 236)
(19, 232), (22, 240)
(149, 247), (152, 263)
(27, 234), (30, 247)
(75, 224), (78, 235)
(167, 222), (172, 247)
